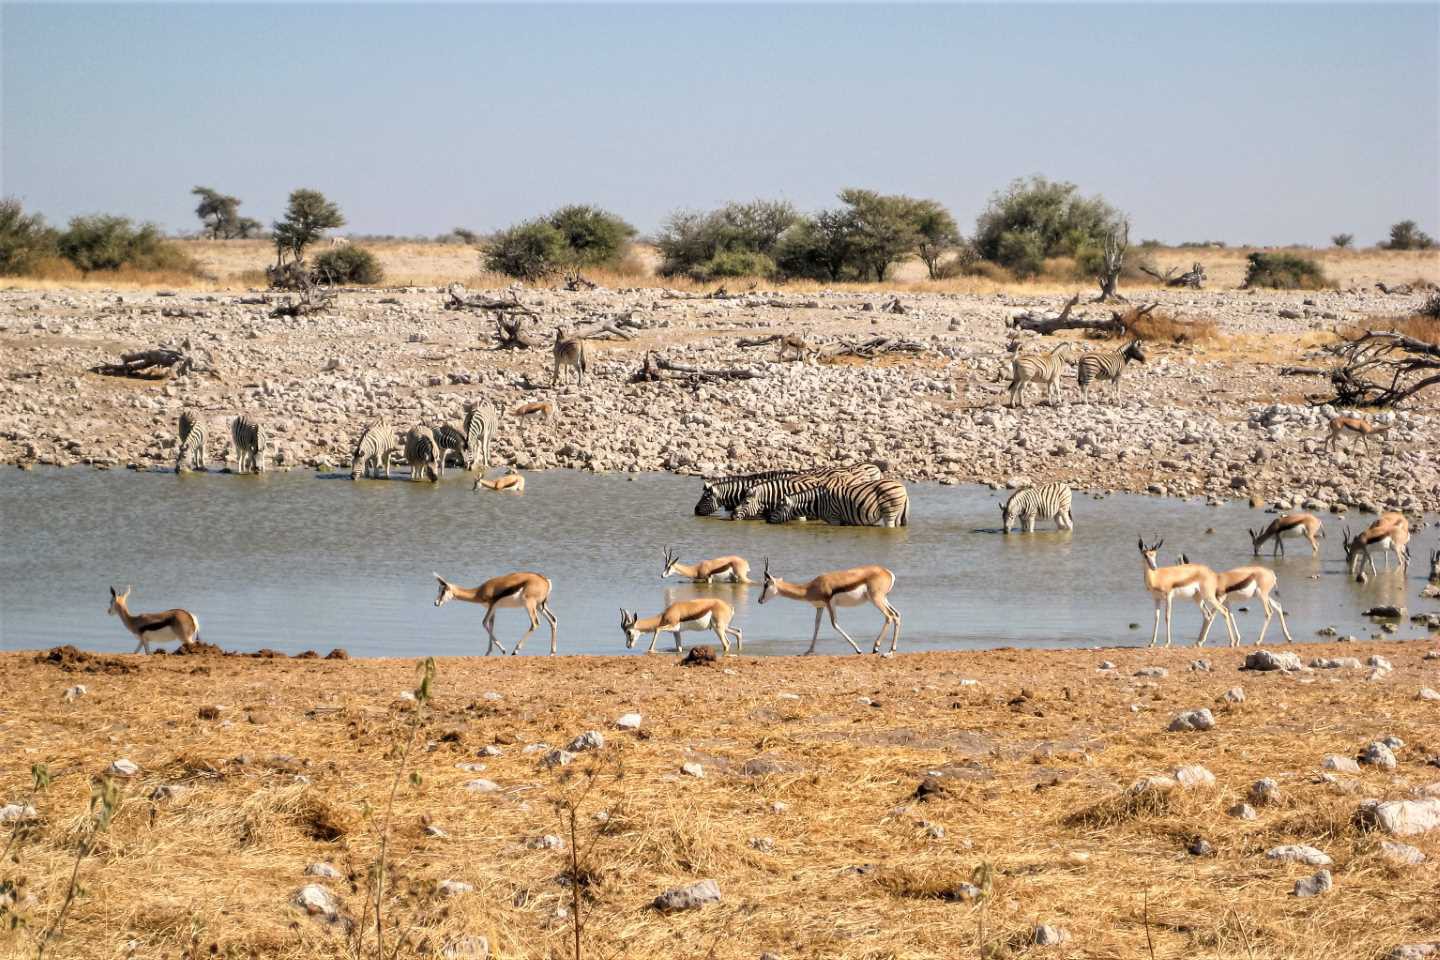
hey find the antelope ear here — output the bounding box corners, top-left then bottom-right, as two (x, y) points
(109, 586), (117, 598)
(1137, 538), (1144, 550)
(1155, 539), (1164, 551)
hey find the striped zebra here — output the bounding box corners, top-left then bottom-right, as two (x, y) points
(403, 427), (441, 482)
(431, 422), (467, 473)
(1008, 341), (1075, 408)
(230, 414), (266, 474)
(730, 463), (884, 521)
(176, 410), (207, 473)
(1077, 339), (1146, 403)
(351, 419), (398, 480)
(1000, 483), (1073, 533)
(767, 477), (910, 527)
(463, 403), (498, 470)
(553, 329), (586, 388)
(694, 469), (800, 517)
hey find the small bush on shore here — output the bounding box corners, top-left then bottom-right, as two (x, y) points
(485, 206), (635, 279)
(0, 198), (58, 275)
(1242, 252), (1330, 290)
(484, 220), (568, 280)
(695, 249), (776, 280)
(56, 215), (203, 277)
(1381, 219), (1435, 251)
(312, 245), (384, 285)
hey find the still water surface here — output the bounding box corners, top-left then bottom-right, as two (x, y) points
(0, 469), (1429, 657)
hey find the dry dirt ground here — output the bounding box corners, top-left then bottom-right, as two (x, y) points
(2, 642), (1439, 960)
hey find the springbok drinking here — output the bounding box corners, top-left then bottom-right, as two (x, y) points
(661, 547), (751, 583)
(619, 599), (742, 654)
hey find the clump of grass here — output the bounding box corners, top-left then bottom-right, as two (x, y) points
(1243, 251), (1331, 290)
(1064, 778), (1175, 828)
(875, 865), (983, 901)
(1118, 306), (1221, 344)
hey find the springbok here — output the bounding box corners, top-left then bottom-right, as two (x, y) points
(1137, 539), (1238, 648)
(661, 547), (751, 584)
(433, 571), (558, 655)
(472, 468), (525, 494)
(1179, 556), (1292, 646)
(619, 599), (742, 654)
(1248, 513), (1324, 556)
(777, 334), (815, 362)
(1325, 416), (1392, 454)
(108, 586), (200, 654)
(759, 559), (901, 655)
(512, 400), (555, 421)
(1343, 513), (1411, 578)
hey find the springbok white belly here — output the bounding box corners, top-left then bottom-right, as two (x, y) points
(141, 625), (184, 643)
(494, 594), (527, 609)
(672, 612), (713, 632)
(1172, 583), (1201, 600)
(1228, 582), (1259, 601)
(1373, 535), (1394, 551)
(830, 585), (871, 608)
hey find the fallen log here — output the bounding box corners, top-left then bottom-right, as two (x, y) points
(821, 336), (926, 359)
(493, 315), (542, 350)
(445, 283), (540, 317)
(1319, 330), (1440, 407)
(91, 349), (192, 379)
(1006, 294), (1124, 335)
(1140, 262), (1206, 289)
(1279, 366), (1327, 376)
(631, 352), (765, 383)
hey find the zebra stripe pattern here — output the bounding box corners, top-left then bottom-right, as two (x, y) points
(694, 469), (800, 516)
(431, 422), (467, 473)
(1008, 341), (1074, 407)
(730, 463), (884, 521)
(403, 427), (440, 482)
(1077, 339), (1146, 403)
(230, 414), (266, 474)
(767, 477), (910, 528)
(463, 403), (498, 470)
(1000, 483), (1074, 533)
(351, 419), (398, 480)
(176, 410), (207, 473)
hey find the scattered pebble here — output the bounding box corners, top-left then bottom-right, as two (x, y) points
(652, 879), (721, 912)
(1168, 708), (1215, 732)
(681, 762), (705, 778)
(1293, 868), (1332, 898)
(1266, 844), (1332, 866)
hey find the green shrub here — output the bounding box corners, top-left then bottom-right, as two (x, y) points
(1331, 233), (1354, 249)
(484, 220), (567, 279)
(546, 204), (635, 267)
(656, 200), (800, 277)
(1382, 220), (1434, 251)
(57, 215), (198, 274)
(1242, 252), (1330, 290)
(272, 189), (345, 263)
(696, 249), (775, 280)
(313, 245), (384, 284)
(772, 212), (858, 282)
(995, 229), (1046, 279)
(0, 198), (58, 275)
(974, 176), (1123, 271)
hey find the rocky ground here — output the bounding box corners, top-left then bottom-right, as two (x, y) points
(2, 642), (1438, 959)
(1, 281), (1438, 513)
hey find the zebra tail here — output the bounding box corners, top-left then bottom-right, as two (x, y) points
(898, 498), (910, 527)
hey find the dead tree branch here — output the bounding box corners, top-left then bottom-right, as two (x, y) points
(1006, 294), (1124, 335)
(631, 352), (765, 383)
(493, 315), (542, 350)
(91, 349), (192, 379)
(1322, 330), (1440, 407)
(1140, 262), (1206, 289)
(821, 336), (926, 359)
(1091, 221), (1130, 303)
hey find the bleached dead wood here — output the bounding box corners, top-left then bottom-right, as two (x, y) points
(91, 349), (193, 379)
(631, 352), (765, 383)
(1323, 331), (1440, 407)
(821, 336), (926, 359)
(1141, 262), (1206, 289)
(1006, 294), (1124, 335)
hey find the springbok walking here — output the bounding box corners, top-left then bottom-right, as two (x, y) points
(759, 559), (901, 655)
(1137, 538), (1238, 648)
(108, 586), (200, 654)
(1248, 513), (1324, 556)
(661, 547), (751, 583)
(433, 571), (558, 655)
(1325, 416), (1392, 455)
(1181, 556), (1293, 646)
(620, 598), (742, 654)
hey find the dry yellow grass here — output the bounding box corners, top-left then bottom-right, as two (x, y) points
(2, 641), (1437, 959)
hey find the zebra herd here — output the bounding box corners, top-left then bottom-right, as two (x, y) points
(1007, 337), (1148, 408)
(695, 464), (910, 528)
(173, 411), (269, 474)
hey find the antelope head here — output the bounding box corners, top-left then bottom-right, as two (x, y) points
(619, 608), (640, 648)
(1247, 527), (1262, 556)
(759, 558), (779, 604)
(107, 585), (132, 616)
(1137, 537), (1164, 571)
(433, 573), (456, 608)
(661, 546), (680, 579)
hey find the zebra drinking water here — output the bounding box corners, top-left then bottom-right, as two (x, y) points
(351, 419), (398, 480)
(176, 410), (207, 473)
(230, 414), (266, 474)
(463, 403), (498, 470)
(1077, 340), (1146, 403)
(694, 469), (800, 517)
(766, 477), (910, 527)
(431, 422), (467, 473)
(404, 427), (441, 482)
(1000, 483), (1073, 533)
(730, 463), (884, 521)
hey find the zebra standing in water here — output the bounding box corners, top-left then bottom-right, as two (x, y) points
(730, 463), (884, 520)
(230, 414), (266, 474)
(431, 422), (467, 473)
(1077, 339), (1146, 403)
(176, 410), (207, 473)
(1000, 483), (1073, 533)
(351, 419), (398, 480)
(694, 469), (800, 516)
(463, 403), (498, 470)
(403, 427), (441, 482)
(767, 477), (910, 527)
(1008, 341), (1075, 408)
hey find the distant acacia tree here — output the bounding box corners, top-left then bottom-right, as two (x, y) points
(0, 198), (58, 275)
(272, 189), (345, 264)
(655, 199), (800, 278)
(1381, 219), (1435, 251)
(974, 175), (1125, 276)
(1330, 233), (1354, 249)
(192, 186), (262, 240)
(912, 201), (961, 279)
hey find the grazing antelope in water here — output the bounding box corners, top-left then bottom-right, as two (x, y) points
(661, 547), (751, 584)
(108, 586), (200, 653)
(553, 328), (586, 388)
(472, 468), (525, 493)
(759, 559), (901, 655)
(1325, 416), (1392, 454)
(1249, 513), (1324, 556)
(1179, 555), (1293, 645)
(620, 599), (742, 654)
(433, 571), (558, 655)
(1343, 513), (1411, 578)
(1137, 538), (1238, 648)
(1007, 341), (1074, 408)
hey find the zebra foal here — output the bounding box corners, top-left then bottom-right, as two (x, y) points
(176, 410), (207, 473)
(404, 427), (441, 482)
(1000, 483), (1073, 533)
(230, 414), (267, 474)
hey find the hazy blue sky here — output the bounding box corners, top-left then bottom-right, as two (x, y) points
(3, 3), (1436, 245)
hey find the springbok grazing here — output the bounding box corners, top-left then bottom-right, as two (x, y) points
(552, 328), (586, 388)
(759, 559), (901, 655)
(108, 586), (199, 654)
(512, 400), (555, 421)
(661, 547), (751, 584)
(472, 468), (525, 494)
(1077, 339), (1146, 403)
(1007, 341), (1075, 408)
(1248, 513), (1324, 556)
(620, 599), (742, 654)
(433, 571), (558, 655)
(1343, 513), (1411, 578)
(1137, 538), (1238, 648)
(1179, 555), (1292, 646)
(1325, 416), (1392, 455)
